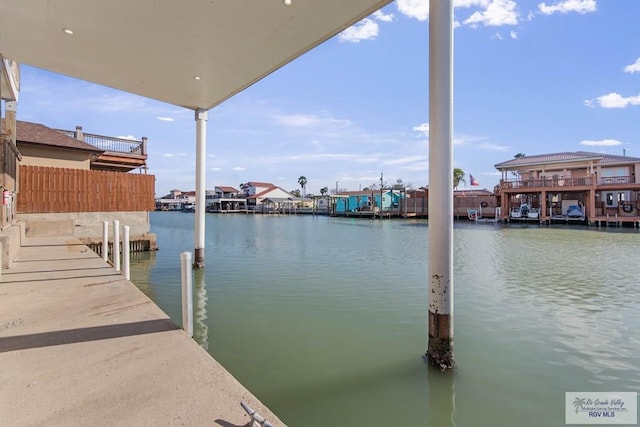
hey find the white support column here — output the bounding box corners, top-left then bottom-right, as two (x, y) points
(427, 0), (455, 370)
(194, 109), (208, 268)
(102, 221), (109, 262)
(123, 226), (130, 280)
(113, 219), (120, 272)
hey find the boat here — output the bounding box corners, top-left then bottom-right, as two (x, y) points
(181, 202), (196, 212)
(510, 203), (539, 220)
(566, 205), (584, 218)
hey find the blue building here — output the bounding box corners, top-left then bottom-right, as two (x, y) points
(334, 190), (403, 214)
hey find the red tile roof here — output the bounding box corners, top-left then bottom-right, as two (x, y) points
(216, 186), (238, 192)
(247, 181), (275, 188)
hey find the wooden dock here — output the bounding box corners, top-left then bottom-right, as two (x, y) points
(0, 236), (285, 426)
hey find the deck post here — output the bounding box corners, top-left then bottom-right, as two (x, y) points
(426, 0), (455, 370)
(113, 219), (120, 272)
(102, 221), (108, 262)
(123, 226), (130, 280)
(181, 251), (194, 337)
(194, 109), (208, 269)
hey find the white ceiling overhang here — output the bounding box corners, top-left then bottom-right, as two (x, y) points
(0, 0), (392, 110)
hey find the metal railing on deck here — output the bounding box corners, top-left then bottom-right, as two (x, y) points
(57, 129), (146, 155)
(500, 177), (594, 189)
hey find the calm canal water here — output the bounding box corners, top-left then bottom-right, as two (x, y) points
(130, 212), (640, 427)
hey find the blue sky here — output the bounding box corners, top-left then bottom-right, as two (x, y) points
(13, 0), (640, 196)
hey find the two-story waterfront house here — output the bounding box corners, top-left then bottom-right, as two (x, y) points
(495, 151), (640, 225)
(208, 186), (246, 212)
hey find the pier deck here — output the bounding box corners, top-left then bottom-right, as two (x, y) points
(0, 236), (285, 426)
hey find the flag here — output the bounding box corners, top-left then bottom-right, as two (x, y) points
(470, 174), (480, 186)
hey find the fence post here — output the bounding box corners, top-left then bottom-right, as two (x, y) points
(113, 219), (120, 271)
(123, 226), (130, 280)
(180, 252), (194, 337)
(102, 221), (109, 262)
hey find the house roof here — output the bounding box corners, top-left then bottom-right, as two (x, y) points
(246, 181), (276, 188)
(3, 119), (103, 153)
(0, 1), (392, 111)
(494, 151), (640, 170)
(216, 186), (238, 193)
(248, 186), (292, 199)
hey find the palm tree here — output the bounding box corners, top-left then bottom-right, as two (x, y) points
(453, 168), (466, 190)
(320, 186), (328, 196)
(512, 153), (525, 178)
(298, 176), (307, 197)
(572, 397), (586, 414)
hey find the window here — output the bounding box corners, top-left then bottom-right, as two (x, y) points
(606, 193), (613, 206)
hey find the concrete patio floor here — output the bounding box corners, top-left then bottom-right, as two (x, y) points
(0, 236), (285, 426)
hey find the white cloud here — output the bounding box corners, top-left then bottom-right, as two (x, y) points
(396, 0), (429, 21)
(210, 167), (222, 171)
(117, 135), (137, 140)
(274, 113), (352, 129)
(538, 0), (596, 15)
(373, 10), (394, 23)
(232, 167), (246, 171)
(383, 155), (428, 166)
(585, 92), (640, 108)
(492, 32), (504, 40)
(580, 139), (623, 147)
(623, 58), (640, 74)
(477, 142), (510, 151)
(338, 18), (379, 43)
(413, 122), (430, 136)
(464, 0), (519, 27)
(510, 30), (518, 39)
(156, 116), (175, 122)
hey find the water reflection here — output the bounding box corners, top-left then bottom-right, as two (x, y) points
(428, 365), (457, 427)
(193, 269), (209, 351)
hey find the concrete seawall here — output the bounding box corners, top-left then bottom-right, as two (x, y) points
(0, 236), (285, 426)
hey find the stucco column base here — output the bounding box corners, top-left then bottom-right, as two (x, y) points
(426, 311), (455, 371)
(193, 247), (205, 269)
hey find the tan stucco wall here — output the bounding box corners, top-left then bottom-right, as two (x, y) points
(17, 211), (151, 239)
(18, 145), (91, 169)
(0, 222), (23, 269)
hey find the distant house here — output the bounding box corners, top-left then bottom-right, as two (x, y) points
(240, 181), (276, 197)
(495, 151), (640, 223)
(334, 190), (403, 214)
(208, 186), (246, 212)
(247, 185), (296, 210)
(215, 186), (240, 198)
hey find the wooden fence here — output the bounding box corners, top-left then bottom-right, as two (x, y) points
(18, 166), (155, 213)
